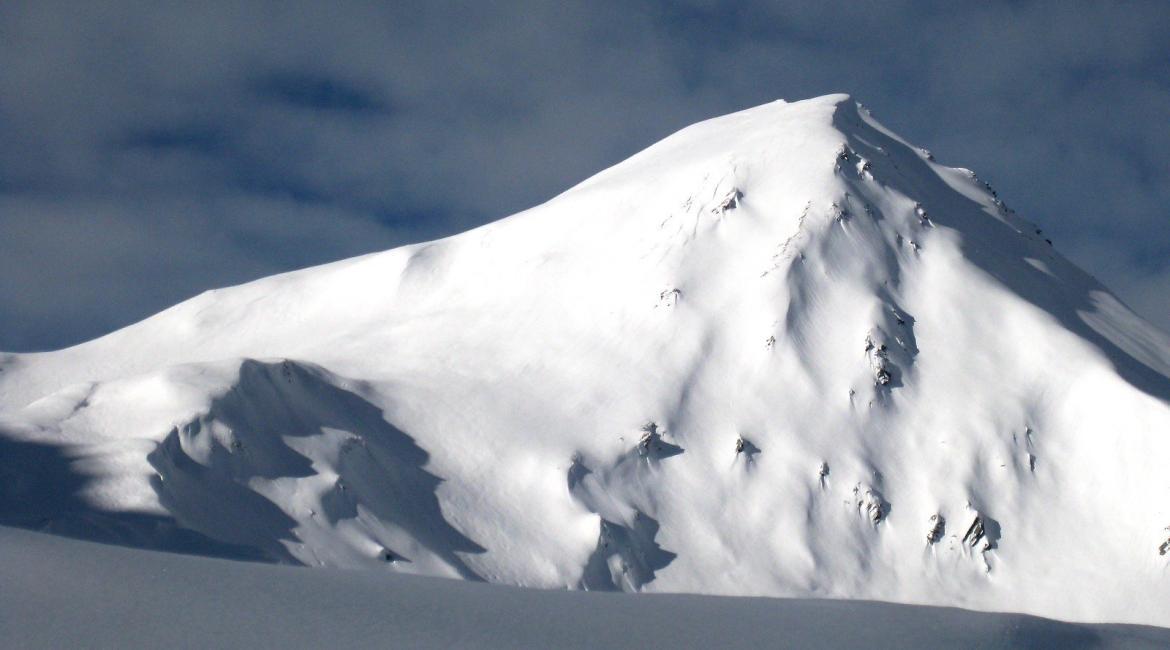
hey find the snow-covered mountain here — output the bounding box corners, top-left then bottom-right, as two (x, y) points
(2, 94), (1169, 626)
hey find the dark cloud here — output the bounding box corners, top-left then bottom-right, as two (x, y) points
(250, 71), (394, 114)
(1, 0), (1167, 350)
(120, 124), (230, 155)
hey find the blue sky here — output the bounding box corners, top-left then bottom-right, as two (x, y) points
(1, 1), (1167, 350)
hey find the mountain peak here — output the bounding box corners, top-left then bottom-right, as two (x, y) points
(571, 93), (855, 197)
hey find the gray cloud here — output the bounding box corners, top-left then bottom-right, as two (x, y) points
(1, 0), (1167, 350)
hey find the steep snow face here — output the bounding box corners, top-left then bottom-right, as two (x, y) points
(3, 94), (1170, 625)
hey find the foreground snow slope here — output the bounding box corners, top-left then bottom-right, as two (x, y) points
(3, 526), (1168, 650)
(2, 94), (1170, 625)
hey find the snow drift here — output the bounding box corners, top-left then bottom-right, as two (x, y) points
(6, 525), (1170, 649)
(2, 94), (1170, 626)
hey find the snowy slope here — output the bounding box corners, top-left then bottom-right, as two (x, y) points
(4, 526), (1169, 650)
(2, 94), (1170, 626)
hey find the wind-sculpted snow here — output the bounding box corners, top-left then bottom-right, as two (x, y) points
(1, 359), (484, 576)
(2, 94), (1170, 627)
(568, 427), (682, 591)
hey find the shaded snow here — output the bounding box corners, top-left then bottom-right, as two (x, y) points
(3, 526), (1168, 649)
